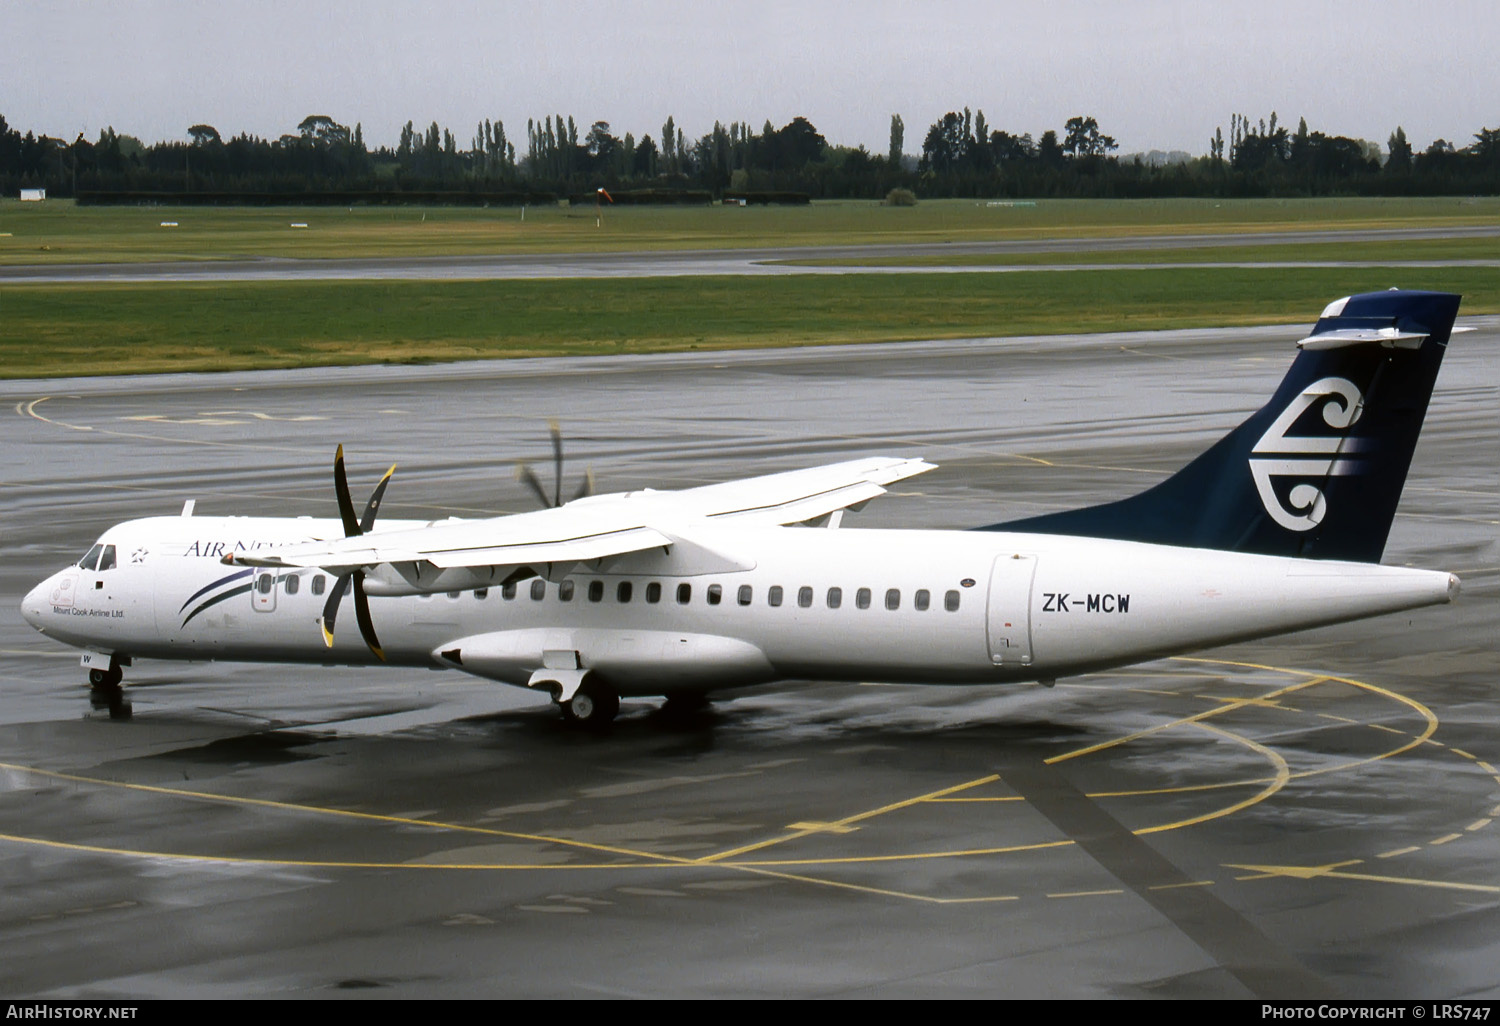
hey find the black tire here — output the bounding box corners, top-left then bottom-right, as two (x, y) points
(562, 680), (619, 727)
(88, 666), (123, 690)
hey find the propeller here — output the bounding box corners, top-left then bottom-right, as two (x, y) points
(516, 421), (594, 509)
(319, 445), (396, 661)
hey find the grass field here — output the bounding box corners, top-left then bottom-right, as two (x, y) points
(3, 197), (1494, 379)
(6, 266), (1496, 379)
(779, 235), (1500, 267)
(2, 196), (1497, 264)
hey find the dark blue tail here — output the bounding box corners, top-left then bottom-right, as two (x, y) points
(982, 290), (1463, 562)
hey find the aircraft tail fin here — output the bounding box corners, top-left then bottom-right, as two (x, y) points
(983, 289), (1463, 562)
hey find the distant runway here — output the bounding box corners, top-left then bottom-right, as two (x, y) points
(4, 224), (1498, 283)
(2, 315), (1497, 998)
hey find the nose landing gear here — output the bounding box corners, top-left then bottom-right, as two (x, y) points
(86, 658), (131, 720)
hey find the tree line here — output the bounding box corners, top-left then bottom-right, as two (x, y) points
(1, 108), (1496, 203)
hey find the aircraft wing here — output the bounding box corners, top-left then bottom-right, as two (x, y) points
(675, 456), (936, 525)
(227, 456), (935, 573)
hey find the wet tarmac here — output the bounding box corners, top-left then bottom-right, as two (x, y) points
(1, 317), (1497, 998)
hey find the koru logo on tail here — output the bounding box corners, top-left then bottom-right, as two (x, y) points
(1249, 376), (1368, 532)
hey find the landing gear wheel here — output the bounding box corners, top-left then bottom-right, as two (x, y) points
(86, 664), (130, 720)
(561, 681), (619, 727)
(88, 666), (123, 689)
(85, 660), (127, 717)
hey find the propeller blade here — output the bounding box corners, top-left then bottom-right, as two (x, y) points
(360, 463), (397, 533)
(333, 445), (361, 537)
(571, 466), (596, 503)
(517, 462), (553, 509)
(351, 570), (385, 662)
(549, 420), (564, 508)
(318, 572), (352, 647)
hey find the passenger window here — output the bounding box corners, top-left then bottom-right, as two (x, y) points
(588, 580), (604, 602)
(886, 588), (900, 610)
(558, 580), (574, 602)
(855, 588), (871, 610)
(285, 575), (300, 595)
(677, 583), (692, 604)
(502, 581), (516, 600)
(617, 581), (633, 603)
(475, 587), (488, 599)
(257, 574), (274, 595)
(768, 585), (783, 607)
(311, 575), (326, 596)
(447, 591), (462, 599)
(98, 545), (117, 571)
(78, 544), (103, 571)
(738, 584), (753, 606)
(707, 584), (722, 605)
(646, 582), (662, 604)
(827, 587), (842, 609)
(797, 586), (813, 608)
(530, 579), (546, 600)
(945, 589), (961, 612)
(915, 589), (930, 611)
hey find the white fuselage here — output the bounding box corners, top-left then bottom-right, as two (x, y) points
(21, 514), (1459, 698)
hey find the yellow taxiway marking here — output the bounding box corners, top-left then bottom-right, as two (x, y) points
(729, 865), (1019, 904)
(0, 760), (695, 867)
(1429, 833), (1463, 846)
(1467, 819), (1492, 832)
(1378, 846), (1423, 859)
(1045, 674), (1329, 765)
(1229, 863), (1500, 895)
(1450, 748), (1476, 760)
(1368, 723), (1404, 735)
(695, 774), (1000, 864)
(1135, 722), (1290, 834)
(1148, 880), (1215, 891)
(0, 656), (1479, 909)
(1048, 889), (1125, 899)
(19, 395), (324, 454)
(1196, 694), (1292, 711)
(724, 839), (1075, 868)
(1230, 860), (1363, 881)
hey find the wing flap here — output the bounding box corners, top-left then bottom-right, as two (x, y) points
(421, 527), (673, 569)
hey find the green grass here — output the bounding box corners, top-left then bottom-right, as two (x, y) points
(5, 267), (1495, 379)
(778, 235), (1500, 267)
(2, 196), (1498, 265)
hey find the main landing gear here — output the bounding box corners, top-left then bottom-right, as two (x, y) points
(86, 660), (131, 720)
(559, 679), (620, 728)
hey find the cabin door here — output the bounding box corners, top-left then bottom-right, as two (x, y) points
(986, 554), (1036, 666)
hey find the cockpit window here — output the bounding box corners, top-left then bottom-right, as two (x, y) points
(98, 545), (117, 571)
(78, 544), (103, 570)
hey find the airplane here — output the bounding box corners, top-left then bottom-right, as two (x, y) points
(21, 289), (1466, 727)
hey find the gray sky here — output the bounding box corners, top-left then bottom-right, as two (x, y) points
(7, 0), (1497, 156)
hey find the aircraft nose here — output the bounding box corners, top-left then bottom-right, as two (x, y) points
(21, 577), (52, 631)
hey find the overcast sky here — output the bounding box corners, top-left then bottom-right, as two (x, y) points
(7, 0), (1497, 156)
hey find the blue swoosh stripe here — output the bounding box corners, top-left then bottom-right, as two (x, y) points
(181, 583), (254, 627)
(178, 569), (253, 614)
